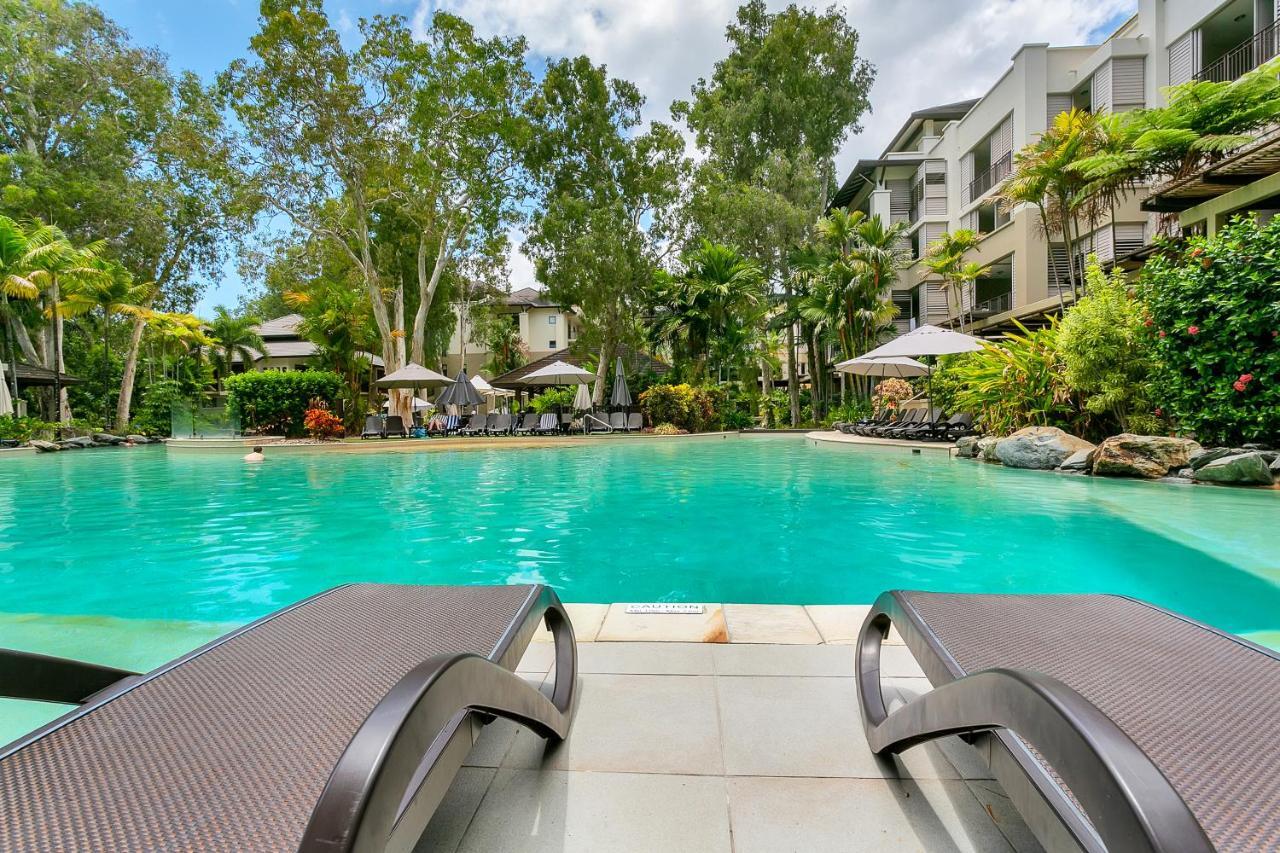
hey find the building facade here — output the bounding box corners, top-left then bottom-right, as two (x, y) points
(833, 0), (1280, 335)
(444, 287), (583, 377)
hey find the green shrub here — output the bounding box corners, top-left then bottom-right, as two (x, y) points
(0, 416), (56, 442)
(129, 379), (194, 437)
(225, 370), (343, 437)
(529, 387), (575, 413)
(652, 423), (682, 435)
(1059, 258), (1159, 435)
(1139, 217), (1280, 444)
(638, 383), (725, 432)
(824, 399), (872, 427)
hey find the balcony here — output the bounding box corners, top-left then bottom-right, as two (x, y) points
(966, 152), (1012, 204)
(1195, 19), (1280, 83)
(971, 291), (1012, 318)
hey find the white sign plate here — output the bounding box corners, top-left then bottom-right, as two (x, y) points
(625, 603), (705, 615)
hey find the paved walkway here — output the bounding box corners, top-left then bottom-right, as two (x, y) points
(417, 610), (1043, 852)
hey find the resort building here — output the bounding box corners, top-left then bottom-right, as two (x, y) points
(832, 0), (1280, 335)
(443, 287), (583, 376)
(228, 314), (385, 376)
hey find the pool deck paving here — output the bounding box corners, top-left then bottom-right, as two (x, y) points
(416, 604), (1042, 852)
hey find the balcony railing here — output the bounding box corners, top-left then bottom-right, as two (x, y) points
(1195, 19), (1280, 83)
(966, 152), (1012, 203)
(972, 291), (1012, 318)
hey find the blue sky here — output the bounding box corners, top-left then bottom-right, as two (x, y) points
(100, 0), (1136, 316)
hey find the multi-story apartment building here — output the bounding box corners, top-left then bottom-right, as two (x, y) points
(443, 287), (583, 376)
(833, 0), (1280, 336)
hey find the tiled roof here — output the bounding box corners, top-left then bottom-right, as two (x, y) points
(489, 345), (669, 390)
(253, 314), (304, 337)
(505, 287), (559, 308)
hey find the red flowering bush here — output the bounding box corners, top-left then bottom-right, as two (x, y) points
(303, 407), (345, 440)
(1139, 216), (1280, 443)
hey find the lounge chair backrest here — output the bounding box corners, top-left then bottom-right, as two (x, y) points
(560, 413), (573, 425)
(362, 415), (383, 435)
(627, 413), (642, 431)
(609, 412), (626, 429)
(539, 413), (557, 431)
(484, 413), (498, 430)
(385, 415), (406, 435)
(521, 413), (538, 430)
(491, 413), (508, 432)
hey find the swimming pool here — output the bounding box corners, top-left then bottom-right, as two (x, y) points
(2, 434), (1278, 740)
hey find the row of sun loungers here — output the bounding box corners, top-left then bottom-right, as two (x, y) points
(361, 411), (644, 439)
(2, 584), (1272, 850)
(836, 407), (976, 442)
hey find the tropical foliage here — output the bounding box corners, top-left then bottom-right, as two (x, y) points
(638, 384), (726, 433)
(1139, 217), (1280, 444)
(224, 370), (342, 437)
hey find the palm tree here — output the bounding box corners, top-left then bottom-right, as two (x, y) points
(206, 307), (265, 388)
(648, 241), (765, 381)
(23, 221), (106, 423)
(922, 230), (989, 328)
(286, 284), (376, 415)
(59, 261), (155, 425)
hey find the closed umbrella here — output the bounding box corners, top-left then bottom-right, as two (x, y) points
(0, 362), (12, 417)
(437, 370), (484, 410)
(609, 356), (631, 410)
(857, 325), (986, 407)
(573, 381), (593, 412)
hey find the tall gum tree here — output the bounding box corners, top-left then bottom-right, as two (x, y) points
(523, 56), (687, 404)
(673, 0), (874, 424)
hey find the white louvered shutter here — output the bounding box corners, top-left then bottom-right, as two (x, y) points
(960, 151), (975, 206)
(888, 179), (911, 224)
(1046, 94), (1073, 127)
(1111, 58), (1145, 111)
(1168, 30), (1201, 86)
(1092, 61), (1113, 113)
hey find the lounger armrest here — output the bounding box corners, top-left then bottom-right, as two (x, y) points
(856, 595), (1212, 853)
(0, 648), (139, 704)
(300, 594), (576, 853)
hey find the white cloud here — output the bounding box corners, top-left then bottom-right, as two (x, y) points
(417, 0), (1135, 286)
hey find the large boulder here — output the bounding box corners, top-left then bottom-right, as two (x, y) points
(994, 426), (1095, 470)
(126, 434), (152, 444)
(976, 436), (1000, 463)
(1193, 452), (1275, 486)
(1091, 434), (1202, 479)
(1189, 447), (1234, 470)
(62, 435), (96, 448)
(1057, 447), (1095, 472)
(30, 439), (60, 453)
(954, 435), (980, 458)
(93, 432), (127, 445)
(1272, 456), (1280, 476)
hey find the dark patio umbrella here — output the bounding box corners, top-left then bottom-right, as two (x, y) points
(436, 370), (484, 410)
(610, 356), (632, 409)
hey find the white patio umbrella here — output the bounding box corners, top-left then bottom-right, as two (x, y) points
(835, 355), (930, 378)
(856, 325), (986, 406)
(521, 360), (597, 386)
(471, 373), (513, 411)
(375, 362), (451, 423)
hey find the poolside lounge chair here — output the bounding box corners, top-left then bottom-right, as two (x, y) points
(514, 412), (539, 435)
(609, 412), (626, 431)
(537, 413), (559, 435)
(489, 412), (512, 435)
(866, 408), (923, 437)
(923, 412), (975, 442)
(458, 413), (491, 436)
(626, 412), (643, 432)
(360, 415), (385, 439)
(384, 415), (408, 438)
(857, 591), (1280, 853)
(0, 583), (577, 852)
(893, 407), (945, 440)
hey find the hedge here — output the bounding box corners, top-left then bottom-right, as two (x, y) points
(225, 370), (343, 437)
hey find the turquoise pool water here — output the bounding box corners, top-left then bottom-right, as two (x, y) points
(2, 435), (1278, 740)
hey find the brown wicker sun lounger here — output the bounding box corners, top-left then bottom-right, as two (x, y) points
(857, 591), (1280, 853)
(0, 583), (577, 852)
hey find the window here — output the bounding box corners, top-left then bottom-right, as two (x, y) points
(547, 339), (556, 349)
(548, 315), (557, 325)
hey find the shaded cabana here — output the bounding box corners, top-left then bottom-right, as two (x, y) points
(489, 346), (669, 399)
(2, 361), (83, 388)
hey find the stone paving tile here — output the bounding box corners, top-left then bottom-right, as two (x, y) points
(716, 676), (965, 780)
(965, 779), (1046, 853)
(517, 642), (555, 674)
(577, 641), (714, 675)
(596, 604), (728, 642)
(531, 603), (609, 643)
(456, 770), (732, 853)
(805, 604), (907, 645)
(723, 604), (822, 644)
(463, 672), (547, 768)
(879, 643), (928, 678)
(504, 674), (723, 775)
(711, 643), (855, 677)
(726, 776), (1015, 853)
(414, 767), (496, 853)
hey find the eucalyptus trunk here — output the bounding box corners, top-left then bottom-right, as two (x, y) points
(116, 298), (153, 430)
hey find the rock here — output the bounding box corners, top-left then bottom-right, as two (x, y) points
(1057, 448), (1095, 472)
(1157, 476), (1195, 486)
(63, 436), (97, 448)
(93, 432), (127, 445)
(1193, 452), (1275, 486)
(994, 426), (1095, 470)
(976, 436), (1000, 462)
(1242, 442), (1273, 451)
(1189, 447), (1234, 470)
(954, 435), (980, 458)
(30, 439), (60, 453)
(1257, 450), (1278, 465)
(1174, 467), (1194, 479)
(1092, 434), (1202, 479)
(126, 434), (152, 444)
(1272, 456), (1280, 476)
